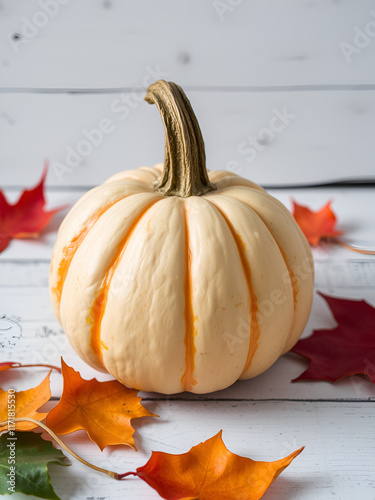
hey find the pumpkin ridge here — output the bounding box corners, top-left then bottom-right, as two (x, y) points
(52, 209), (106, 307)
(52, 193), (140, 310)
(208, 201), (260, 376)
(207, 170), (265, 193)
(104, 166), (163, 185)
(218, 192), (313, 355)
(238, 199), (300, 348)
(222, 194), (300, 309)
(180, 205), (197, 391)
(219, 185), (313, 260)
(215, 191), (313, 356)
(87, 198), (161, 367)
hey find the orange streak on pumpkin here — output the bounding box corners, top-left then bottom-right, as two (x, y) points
(51, 217), (97, 305)
(245, 205), (300, 310)
(278, 246), (299, 310)
(231, 197), (300, 315)
(180, 208), (197, 391)
(214, 207), (260, 376)
(233, 233), (261, 376)
(51, 202), (123, 306)
(87, 200), (159, 362)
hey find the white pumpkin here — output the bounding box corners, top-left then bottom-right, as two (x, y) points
(50, 81), (314, 394)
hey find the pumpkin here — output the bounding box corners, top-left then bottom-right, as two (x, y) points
(50, 81), (314, 394)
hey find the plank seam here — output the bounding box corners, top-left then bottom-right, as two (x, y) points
(2, 84), (375, 94)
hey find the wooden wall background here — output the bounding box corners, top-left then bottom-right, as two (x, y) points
(1, 0), (375, 188)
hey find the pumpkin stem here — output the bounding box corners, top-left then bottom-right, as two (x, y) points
(145, 80), (216, 197)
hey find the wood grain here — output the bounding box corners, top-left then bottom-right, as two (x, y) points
(1, 0), (375, 88)
(1, 90), (375, 188)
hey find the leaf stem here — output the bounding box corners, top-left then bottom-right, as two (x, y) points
(0, 418), (126, 480)
(333, 238), (375, 255)
(10, 363), (62, 373)
(116, 471), (138, 479)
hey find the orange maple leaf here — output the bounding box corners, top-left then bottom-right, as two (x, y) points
(292, 199), (343, 246)
(46, 359), (158, 451)
(0, 373), (51, 431)
(121, 430), (304, 500)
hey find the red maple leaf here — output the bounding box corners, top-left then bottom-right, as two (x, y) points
(0, 163), (66, 252)
(292, 199), (343, 246)
(292, 293), (375, 383)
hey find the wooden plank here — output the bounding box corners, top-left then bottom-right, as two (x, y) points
(0, 260), (50, 286)
(1, 90), (375, 188)
(1, 399), (373, 499)
(106, 400), (375, 500)
(1, 0), (375, 88)
(1, 291), (375, 402)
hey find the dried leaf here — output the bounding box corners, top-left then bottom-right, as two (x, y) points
(0, 164), (67, 253)
(124, 430), (303, 500)
(292, 293), (375, 382)
(46, 359), (158, 451)
(292, 199), (343, 246)
(0, 373), (51, 431)
(0, 431), (68, 500)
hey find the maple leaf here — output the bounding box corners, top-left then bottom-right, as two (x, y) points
(0, 373), (51, 431)
(0, 163), (67, 253)
(292, 293), (375, 383)
(291, 199), (343, 246)
(121, 430), (304, 500)
(46, 359), (158, 451)
(0, 431), (68, 500)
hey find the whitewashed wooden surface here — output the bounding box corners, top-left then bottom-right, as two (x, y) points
(1, 187), (375, 500)
(1, 1), (375, 499)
